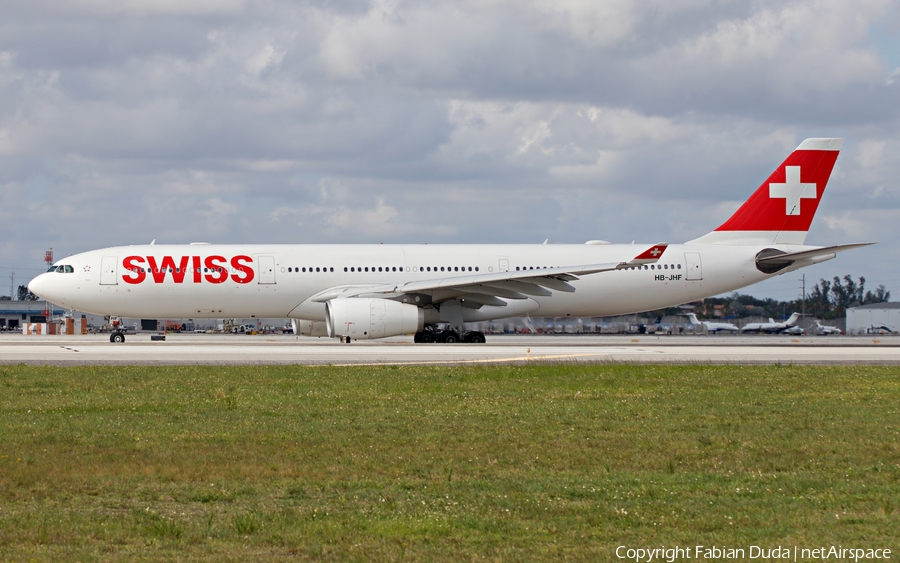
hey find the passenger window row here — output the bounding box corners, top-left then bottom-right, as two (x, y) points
(419, 266), (479, 273)
(288, 267), (335, 273)
(284, 266), (482, 273)
(621, 264), (681, 271)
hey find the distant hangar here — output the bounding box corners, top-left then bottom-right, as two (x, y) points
(846, 302), (900, 335)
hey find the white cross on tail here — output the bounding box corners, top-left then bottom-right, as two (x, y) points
(769, 166), (816, 216)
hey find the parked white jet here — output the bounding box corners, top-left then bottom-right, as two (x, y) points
(686, 313), (739, 334)
(741, 312), (803, 334)
(813, 320), (843, 335)
(29, 138), (873, 344)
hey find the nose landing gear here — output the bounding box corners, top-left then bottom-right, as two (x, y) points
(108, 316), (126, 343)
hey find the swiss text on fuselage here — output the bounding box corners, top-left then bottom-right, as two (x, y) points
(121, 255), (255, 285)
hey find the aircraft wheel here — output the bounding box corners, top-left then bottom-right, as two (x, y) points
(419, 331), (435, 344)
(438, 330), (460, 344)
(111, 332), (125, 343)
(464, 331), (486, 344)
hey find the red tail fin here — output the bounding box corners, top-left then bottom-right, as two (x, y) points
(690, 138), (842, 245)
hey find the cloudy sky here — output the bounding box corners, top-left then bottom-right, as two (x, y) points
(1, 0), (898, 301)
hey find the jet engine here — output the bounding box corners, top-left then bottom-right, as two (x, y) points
(326, 298), (424, 340)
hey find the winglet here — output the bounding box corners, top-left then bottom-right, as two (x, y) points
(627, 243), (668, 265)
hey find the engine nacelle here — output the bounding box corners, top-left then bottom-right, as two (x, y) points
(326, 298), (424, 340)
(292, 319), (328, 337)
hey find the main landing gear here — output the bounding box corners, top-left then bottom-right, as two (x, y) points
(413, 328), (486, 344)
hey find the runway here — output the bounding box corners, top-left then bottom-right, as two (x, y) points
(0, 333), (898, 365)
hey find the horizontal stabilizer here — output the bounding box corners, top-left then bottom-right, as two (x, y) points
(756, 243), (875, 265)
(755, 242), (874, 274)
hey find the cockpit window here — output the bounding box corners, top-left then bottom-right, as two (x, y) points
(53, 265), (75, 273)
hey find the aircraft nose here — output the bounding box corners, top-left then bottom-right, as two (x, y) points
(27, 273), (50, 300)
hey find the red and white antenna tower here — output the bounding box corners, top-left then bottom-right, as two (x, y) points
(43, 248), (53, 318)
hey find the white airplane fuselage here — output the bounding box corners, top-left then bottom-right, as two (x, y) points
(27, 138), (872, 341)
(703, 322), (741, 333)
(32, 242), (780, 322)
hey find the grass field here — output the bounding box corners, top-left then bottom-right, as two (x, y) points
(0, 363), (898, 561)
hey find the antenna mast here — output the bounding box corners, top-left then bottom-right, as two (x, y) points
(43, 248), (54, 319)
(800, 274), (805, 319)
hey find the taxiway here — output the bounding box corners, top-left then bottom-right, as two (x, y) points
(0, 333), (897, 365)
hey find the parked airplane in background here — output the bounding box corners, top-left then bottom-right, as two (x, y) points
(686, 313), (739, 333)
(29, 138), (873, 344)
(865, 325), (897, 335)
(741, 312), (802, 334)
(813, 320), (843, 335)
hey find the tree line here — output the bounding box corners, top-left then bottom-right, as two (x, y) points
(0, 285), (40, 301)
(694, 275), (889, 320)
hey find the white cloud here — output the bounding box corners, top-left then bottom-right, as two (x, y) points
(0, 129), (13, 156)
(821, 212), (865, 238)
(1, 0), (899, 298)
(71, 0), (245, 16)
(201, 197), (238, 219)
(533, 0), (640, 48)
(888, 67), (900, 85)
(245, 43), (284, 76)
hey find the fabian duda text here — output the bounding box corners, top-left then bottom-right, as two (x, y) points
(616, 545), (892, 562)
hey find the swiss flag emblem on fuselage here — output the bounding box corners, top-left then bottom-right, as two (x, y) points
(715, 148), (839, 233)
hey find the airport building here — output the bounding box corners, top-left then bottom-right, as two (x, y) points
(3, 299), (289, 334)
(0, 300), (65, 330)
(846, 302), (900, 334)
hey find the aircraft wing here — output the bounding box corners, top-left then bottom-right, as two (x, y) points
(310, 243), (669, 305)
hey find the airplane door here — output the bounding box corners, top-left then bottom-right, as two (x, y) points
(100, 256), (118, 285)
(499, 259), (509, 272)
(258, 255), (276, 284)
(685, 252), (702, 280)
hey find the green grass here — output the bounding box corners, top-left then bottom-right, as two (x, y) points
(0, 364), (898, 561)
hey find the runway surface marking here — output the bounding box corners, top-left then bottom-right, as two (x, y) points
(1, 334), (898, 365)
(328, 352), (614, 366)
